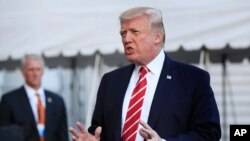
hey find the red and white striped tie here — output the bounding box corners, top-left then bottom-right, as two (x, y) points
(122, 66), (148, 141)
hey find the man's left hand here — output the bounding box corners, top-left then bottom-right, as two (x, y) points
(139, 120), (163, 141)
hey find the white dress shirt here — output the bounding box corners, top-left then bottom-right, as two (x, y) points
(122, 50), (165, 141)
(24, 84), (46, 123)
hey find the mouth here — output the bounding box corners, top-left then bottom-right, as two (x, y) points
(125, 47), (134, 55)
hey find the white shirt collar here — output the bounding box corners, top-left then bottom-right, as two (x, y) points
(24, 84), (45, 98)
(135, 49), (165, 75)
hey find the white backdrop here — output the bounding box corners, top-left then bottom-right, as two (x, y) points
(1, 61), (250, 141)
(0, 0), (250, 60)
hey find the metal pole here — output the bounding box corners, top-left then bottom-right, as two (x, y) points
(221, 54), (227, 141)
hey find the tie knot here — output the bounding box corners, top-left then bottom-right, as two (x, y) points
(139, 66), (148, 76)
(36, 93), (41, 97)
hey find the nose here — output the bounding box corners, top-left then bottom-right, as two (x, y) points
(122, 33), (132, 44)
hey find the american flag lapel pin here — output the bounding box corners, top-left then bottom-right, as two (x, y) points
(47, 97), (52, 103)
(166, 75), (172, 80)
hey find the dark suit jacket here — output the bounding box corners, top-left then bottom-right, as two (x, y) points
(0, 86), (68, 141)
(0, 125), (24, 141)
(89, 55), (221, 141)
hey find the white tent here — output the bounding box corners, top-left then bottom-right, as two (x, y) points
(1, 1), (250, 141)
(0, 0), (250, 60)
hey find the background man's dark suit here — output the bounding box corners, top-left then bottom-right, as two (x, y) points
(0, 86), (68, 141)
(90, 55), (221, 141)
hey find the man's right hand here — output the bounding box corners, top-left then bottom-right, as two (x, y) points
(69, 122), (101, 141)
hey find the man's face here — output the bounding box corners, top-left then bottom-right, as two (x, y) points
(21, 59), (44, 89)
(120, 16), (161, 65)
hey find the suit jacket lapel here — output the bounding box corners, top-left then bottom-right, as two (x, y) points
(148, 55), (177, 128)
(19, 86), (39, 137)
(113, 65), (135, 141)
(44, 91), (52, 132)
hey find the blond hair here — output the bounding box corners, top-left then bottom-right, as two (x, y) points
(119, 7), (165, 44)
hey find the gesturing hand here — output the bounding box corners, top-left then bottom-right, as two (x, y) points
(139, 120), (163, 141)
(69, 122), (101, 141)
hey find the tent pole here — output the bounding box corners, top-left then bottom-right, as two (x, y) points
(85, 53), (101, 127)
(199, 47), (209, 70)
(222, 54), (227, 141)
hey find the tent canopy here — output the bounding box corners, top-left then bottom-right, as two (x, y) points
(0, 0), (250, 61)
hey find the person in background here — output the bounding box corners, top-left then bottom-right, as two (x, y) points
(69, 7), (221, 141)
(0, 54), (69, 141)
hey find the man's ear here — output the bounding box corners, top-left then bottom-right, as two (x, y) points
(20, 68), (25, 77)
(154, 31), (163, 45)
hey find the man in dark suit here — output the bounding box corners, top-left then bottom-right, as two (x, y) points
(69, 7), (221, 141)
(0, 54), (68, 141)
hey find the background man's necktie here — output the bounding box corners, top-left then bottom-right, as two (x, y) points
(122, 66), (148, 141)
(36, 93), (45, 141)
